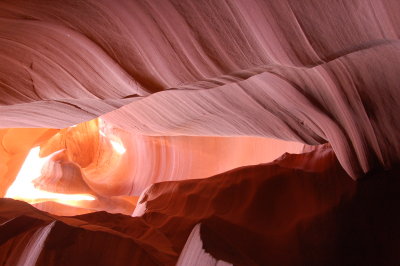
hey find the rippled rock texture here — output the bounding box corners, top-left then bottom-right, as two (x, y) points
(1, 146), (400, 265)
(0, 120), (302, 216)
(0, 0), (399, 177)
(0, 0), (399, 265)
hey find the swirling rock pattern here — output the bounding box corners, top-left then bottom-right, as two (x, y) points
(1, 119), (302, 215)
(0, 0), (399, 264)
(0, 0), (399, 177)
(1, 145), (400, 265)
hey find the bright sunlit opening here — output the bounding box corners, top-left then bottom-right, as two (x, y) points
(5, 147), (95, 205)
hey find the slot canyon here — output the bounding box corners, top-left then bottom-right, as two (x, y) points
(0, 0), (400, 265)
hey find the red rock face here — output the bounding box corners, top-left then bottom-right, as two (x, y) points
(0, 0), (399, 265)
(1, 146), (400, 265)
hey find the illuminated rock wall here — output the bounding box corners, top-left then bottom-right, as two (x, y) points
(1, 119), (302, 215)
(0, 0), (398, 177)
(1, 146), (400, 265)
(0, 0), (399, 265)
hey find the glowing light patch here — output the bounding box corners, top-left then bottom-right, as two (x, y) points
(110, 140), (126, 154)
(5, 147), (95, 205)
(98, 124), (126, 154)
(99, 130), (106, 137)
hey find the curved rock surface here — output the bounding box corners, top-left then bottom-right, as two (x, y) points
(0, 0), (399, 265)
(0, 0), (398, 176)
(1, 145), (400, 265)
(1, 120), (302, 215)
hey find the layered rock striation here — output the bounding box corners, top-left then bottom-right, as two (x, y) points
(1, 146), (400, 265)
(0, 0), (399, 177)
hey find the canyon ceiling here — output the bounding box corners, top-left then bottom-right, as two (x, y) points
(0, 0), (399, 265)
